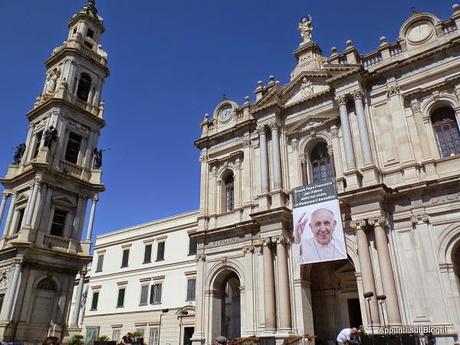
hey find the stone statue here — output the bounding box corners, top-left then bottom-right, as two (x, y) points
(298, 15), (313, 44)
(93, 148), (103, 169)
(45, 68), (61, 94)
(301, 77), (314, 97)
(43, 126), (58, 148)
(13, 143), (26, 164)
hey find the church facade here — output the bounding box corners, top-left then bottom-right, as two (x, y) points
(191, 5), (460, 345)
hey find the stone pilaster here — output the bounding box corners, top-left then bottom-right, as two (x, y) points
(274, 236), (291, 332)
(258, 126), (269, 194)
(352, 90), (373, 165)
(351, 219), (380, 325)
(262, 238), (276, 332)
(270, 123), (282, 190)
(336, 95), (356, 170)
(368, 217), (401, 325)
(85, 195), (98, 241)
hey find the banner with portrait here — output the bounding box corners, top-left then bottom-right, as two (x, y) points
(292, 180), (347, 265)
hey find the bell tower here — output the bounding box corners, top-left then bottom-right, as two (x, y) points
(0, 0), (108, 342)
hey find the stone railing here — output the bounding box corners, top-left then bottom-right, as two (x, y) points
(80, 45), (105, 65)
(442, 20), (458, 34)
(328, 15), (458, 70)
(362, 51), (383, 67)
(388, 42), (403, 57)
(59, 160), (83, 178)
(43, 233), (70, 250)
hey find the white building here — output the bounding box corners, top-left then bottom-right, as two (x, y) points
(79, 211), (198, 345)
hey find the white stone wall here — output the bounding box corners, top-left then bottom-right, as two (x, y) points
(79, 211), (198, 343)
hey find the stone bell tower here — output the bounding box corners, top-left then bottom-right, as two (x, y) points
(0, 1), (108, 342)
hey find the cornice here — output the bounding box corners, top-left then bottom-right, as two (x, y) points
(402, 73), (460, 99)
(1, 163), (105, 192)
(194, 119), (256, 149)
(27, 98), (105, 128)
(44, 47), (109, 76)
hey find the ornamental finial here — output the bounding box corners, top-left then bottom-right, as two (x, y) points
(83, 0), (98, 18)
(298, 15), (313, 45)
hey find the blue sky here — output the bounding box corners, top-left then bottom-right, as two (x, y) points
(0, 0), (453, 239)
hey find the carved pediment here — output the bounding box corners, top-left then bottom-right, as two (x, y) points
(285, 113), (337, 137)
(282, 72), (331, 107)
(52, 194), (77, 207)
(251, 86), (282, 114)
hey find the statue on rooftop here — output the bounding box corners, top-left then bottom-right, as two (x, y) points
(298, 15), (313, 45)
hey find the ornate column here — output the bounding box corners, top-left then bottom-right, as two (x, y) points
(352, 90), (373, 165)
(2, 259), (22, 321)
(410, 99), (433, 160)
(4, 193), (17, 236)
(336, 95), (356, 170)
(85, 195), (98, 241)
(368, 217), (401, 325)
(262, 238), (276, 332)
(70, 267), (87, 326)
(234, 158), (242, 208)
(351, 220), (380, 325)
(25, 179), (41, 226)
(0, 193), (9, 228)
(258, 126), (269, 194)
(270, 123), (282, 190)
(275, 236), (291, 331)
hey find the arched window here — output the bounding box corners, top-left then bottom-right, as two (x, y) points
(310, 142), (333, 183)
(431, 107), (460, 158)
(224, 173), (234, 212)
(37, 277), (57, 291)
(76, 73), (92, 101)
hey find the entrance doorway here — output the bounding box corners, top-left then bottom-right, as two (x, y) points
(304, 259), (362, 345)
(221, 272), (241, 339)
(211, 270), (241, 340)
(183, 327), (194, 345)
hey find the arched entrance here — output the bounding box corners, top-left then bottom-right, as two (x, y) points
(211, 270), (241, 340)
(29, 277), (58, 340)
(453, 242), (460, 290)
(303, 259), (362, 345)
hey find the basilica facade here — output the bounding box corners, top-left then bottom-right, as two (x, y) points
(190, 5), (460, 345)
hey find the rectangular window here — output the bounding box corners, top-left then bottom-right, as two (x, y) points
(87, 28), (95, 39)
(139, 285), (149, 306)
(91, 291), (99, 310)
(0, 293), (5, 315)
(14, 208), (25, 234)
(156, 242), (165, 261)
(65, 132), (82, 164)
(150, 283), (162, 304)
(95, 254), (104, 272)
(117, 288), (125, 308)
(188, 238), (197, 256)
(135, 328), (145, 337)
(50, 209), (68, 237)
(121, 248), (130, 267)
(32, 131), (43, 159)
(148, 327), (159, 345)
(144, 244), (152, 263)
(112, 329), (121, 343)
(186, 278), (196, 302)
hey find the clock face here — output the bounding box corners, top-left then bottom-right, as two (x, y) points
(219, 106), (233, 122)
(406, 21), (433, 43)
